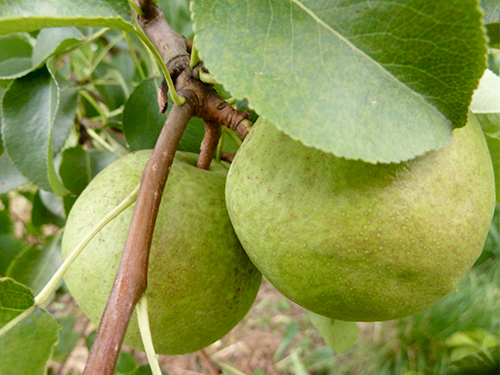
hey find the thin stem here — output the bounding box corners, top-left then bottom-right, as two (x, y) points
(0, 305), (37, 337)
(197, 350), (222, 375)
(197, 120), (222, 170)
(83, 97), (194, 375)
(189, 40), (200, 70)
(111, 69), (130, 98)
(216, 362), (247, 375)
(128, 0), (144, 16)
(216, 132), (223, 162)
(199, 71), (218, 85)
(132, 20), (186, 106)
(86, 128), (115, 153)
(86, 33), (125, 79)
(79, 89), (108, 124)
(125, 32), (147, 80)
(223, 126), (243, 146)
(137, 295), (163, 375)
(34, 185), (140, 307)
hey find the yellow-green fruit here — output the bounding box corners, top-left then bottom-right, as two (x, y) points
(62, 150), (261, 354)
(225, 115), (495, 322)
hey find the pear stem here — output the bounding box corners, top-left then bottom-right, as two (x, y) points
(35, 187), (139, 307)
(197, 120), (222, 170)
(137, 295), (163, 375)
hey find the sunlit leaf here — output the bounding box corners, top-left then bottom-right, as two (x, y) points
(192, 0), (487, 162)
(470, 70), (500, 202)
(481, 0), (500, 47)
(32, 27), (83, 68)
(0, 0), (133, 36)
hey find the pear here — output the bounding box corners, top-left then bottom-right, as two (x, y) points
(62, 150), (261, 354)
(225, 115), (495, 322)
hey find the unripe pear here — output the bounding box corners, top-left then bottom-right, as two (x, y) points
(62, 150), (261, 354)
(225, 115), (495, 322)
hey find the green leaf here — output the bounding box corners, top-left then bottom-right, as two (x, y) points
(0, 277), (34, 327)
(52, 314), (81, 362)
(31, 189), (65, 227)
(0, 0), (133, 36)
(0, 153), (29, 194)
(274, 321), (299, 359)
(481, 0), (500, 47)
(59, 145), (92, 195)
(89, 149), (121, 178)
(449, 346), (482, 362)
(192, 0), (487, 163)
(123, 78), (167, 151)
(471, 70), (500, 120)
(178, 116), (205, 153)
(0, 200), (12, 234)
(116, 351), (139, 374)
(50, 78), (79, 155)
(485, 135), (500, 204)
(32, 27), (83, 68)
(6, 233), (62, 295)
(0, 28), (83, 80)
(0, 86), (5, 157)
(0, 305), (60, 375)
(1, 66), (70, 195)
(129, 365), (168, 375)
(446, 332), (479, 347)
(0, 33), (35, 80)
(0, 235), (28, 276)
(308, 311), (360, 353)
(470, 70), (500, 202)
(123, 78), (205, 153)
(157, 0), (193, 38)
(290, 350), (308, 375)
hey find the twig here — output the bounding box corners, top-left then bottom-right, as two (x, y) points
(83, 1), (254, 373)
(221, 152), (236, 163)
(197, 120), (222, 169)
(197, 349), (222, 375)
(83, 98), (195, 375)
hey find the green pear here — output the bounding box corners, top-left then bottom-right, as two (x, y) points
(225, 115), (496, 322)
(62, 150), (261, 354)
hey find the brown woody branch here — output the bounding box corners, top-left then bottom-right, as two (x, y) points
(83, 95), (195, 375)
(84, 1), (253, 374)
(197, 120), (222, 169)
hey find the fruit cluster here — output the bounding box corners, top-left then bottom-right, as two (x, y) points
(62, 114), (495, 354)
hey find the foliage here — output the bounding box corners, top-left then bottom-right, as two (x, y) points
(0, 0), (498, 374)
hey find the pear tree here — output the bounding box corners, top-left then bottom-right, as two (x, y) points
(0, 1), (498, 375)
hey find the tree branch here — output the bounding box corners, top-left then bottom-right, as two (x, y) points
(197, 120), (222, 169)
(83, 1), (254, 373)
(83, 96), (195, 375)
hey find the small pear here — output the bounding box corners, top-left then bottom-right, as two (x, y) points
(62, 150), (261, 354)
